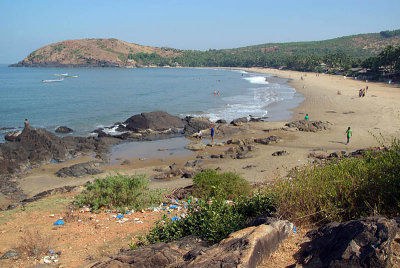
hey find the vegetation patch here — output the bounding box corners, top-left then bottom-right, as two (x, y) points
(192, 169), (251, 200)
(74, 173), (165, 212)
(145, 193), (275, 244)
(269, 139), (400, 225)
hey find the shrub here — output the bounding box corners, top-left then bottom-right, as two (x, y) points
(270, 139), (400, 225)
(192, 169), (251, 200)
(74, 173), (165, 212)
(145, 193), (274, 244)
(17, 229), (50, 257)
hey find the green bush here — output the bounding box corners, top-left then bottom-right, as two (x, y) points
(75, 173), (165, 212)
(145, 193), (275, 244)
(192, 169), (251, 200)
(270, 139), (400, 225)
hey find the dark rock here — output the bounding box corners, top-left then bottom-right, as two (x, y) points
(5, 130), (22, 142)
(272, 150), (288, 156)
(230, 117), (248, 126)
(298, 216), (398, 268)
(183, 117), (211, 136)
(210, 154), (220, 159)
(254, 135), (281, 145)
(124, 111), (185, 132)
(0, 250), (20, 259)
(329, 151), (347, 158)
(243, 165), (256, 169)
(215, 119), (227, 124)
(184, 160), (203, 167)
(285, 120), (330, 132)
(55, 161), (103, 177)
(55, 126), (73, 133)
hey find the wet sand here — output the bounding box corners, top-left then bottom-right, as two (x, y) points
(3, 68), (400, 208)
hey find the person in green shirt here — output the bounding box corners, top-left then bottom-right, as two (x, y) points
(345, 127), (352, 145)
(305, 114), (309, 120)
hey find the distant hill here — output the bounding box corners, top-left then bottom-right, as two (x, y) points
(10, 38), (182, 67)
(235, 30), (400, 58)
(10, 30), (400, 67)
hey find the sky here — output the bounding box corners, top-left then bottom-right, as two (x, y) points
(0, 0), (399, 63)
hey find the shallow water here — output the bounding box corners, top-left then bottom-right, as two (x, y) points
(0, 66), (301, 142)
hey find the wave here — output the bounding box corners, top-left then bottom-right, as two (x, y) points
(243, 76), (269, 85)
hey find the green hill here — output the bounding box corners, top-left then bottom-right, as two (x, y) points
(10, 30), (400, 68)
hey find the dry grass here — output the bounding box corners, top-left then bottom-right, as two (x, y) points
(17, 229), (50, 257)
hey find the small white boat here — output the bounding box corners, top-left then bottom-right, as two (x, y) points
(42, 78), (64, 83)
(65, 75), (78, 78)
(54, 73), (68, 76)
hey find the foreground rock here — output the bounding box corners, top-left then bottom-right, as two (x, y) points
(89, 220), (293, 268)
(55, 161), (103, 177)
(185, 142), (206, 151)
(298, 216), (398, 267)
(285, 120), (330, 132)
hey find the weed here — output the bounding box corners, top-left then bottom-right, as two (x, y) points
(17, 229), (50, 257)
(74, 173), (165, 212)
(192, 169), (251, 200)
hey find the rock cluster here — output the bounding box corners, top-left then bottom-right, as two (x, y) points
(285, 120), (330, 132)
(88, 219), (293, 268)
(299, 216), (399, 267)
(55, 161), (103, 177)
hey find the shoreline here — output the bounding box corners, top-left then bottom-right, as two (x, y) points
(2, 67), (400, 209)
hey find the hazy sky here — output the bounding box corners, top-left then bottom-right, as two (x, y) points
(1, 0), (399, 63)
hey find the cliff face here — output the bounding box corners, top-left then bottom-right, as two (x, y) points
(10, 38), (181, 67)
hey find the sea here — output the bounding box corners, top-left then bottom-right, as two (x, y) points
(0, 65), (303, 143)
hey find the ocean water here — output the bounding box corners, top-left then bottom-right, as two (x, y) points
(0, 65), (302, 142)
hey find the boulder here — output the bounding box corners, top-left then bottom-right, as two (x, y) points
(254, 135), (281, 145)
(185, 142), (206, 151)
(230, 117), (248, 126)
(4, 130), (22, 142)
(298, 216), (398, 267)
(124, 111), (185, 132)
(88, 221), (293, 268)
(186, 220), (293, 267)
(285, 120), (330, 132)
(55, 126), (73, 133)
(183, 117), (211, 136)
(272, 150), (288, 156)
(184, 160), (203, 167)
(55, 161), (103, 177)
(215, 119), (227, 124)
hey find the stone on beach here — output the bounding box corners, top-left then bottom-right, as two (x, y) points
(4, 130), (22, 142)
(185, 142), (206, 151)
(124, 111), (185, 132)
(285, 120), (330, 132)
(55, 126), (74, 133)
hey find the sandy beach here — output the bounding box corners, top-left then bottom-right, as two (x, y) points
(3, 68), (400, 208)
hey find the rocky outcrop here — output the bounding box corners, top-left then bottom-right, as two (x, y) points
(185, 142), (206, 151)
(272, 150), (288, 156)
(298, 216), (398, 267)
(4, 130), (22, 142)
(254, 135), (281, 145)
(88, 220), (293, 268)
(55, 126), (73, 133)
(231, 117), (248, 126)
(124, 111), (185, 132)
(285, 120), (330, 132)
(55, 161), (103, 178)
(183, 117), (211, 136)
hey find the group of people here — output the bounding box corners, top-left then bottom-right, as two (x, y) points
(358, 86), (368, 97)
(213, 90), (220, 96)
(194, 125), (215, 142)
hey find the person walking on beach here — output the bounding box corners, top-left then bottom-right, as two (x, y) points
(345, 127), (352, 145)
(210, 125), (215, 142)
(24, 119), (29, 128)
(305, 114), (309, 120)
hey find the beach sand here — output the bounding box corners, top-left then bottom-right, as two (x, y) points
(3, 68), (400, 208)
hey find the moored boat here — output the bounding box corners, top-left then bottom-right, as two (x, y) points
(42, 78), (64, 83)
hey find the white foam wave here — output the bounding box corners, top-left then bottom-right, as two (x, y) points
(243, 76), (269, 85)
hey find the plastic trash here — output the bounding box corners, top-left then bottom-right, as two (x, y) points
(171, 217), (179, 221)
(53, 220), (64, 226)
(293, 225), (297, 233)
(116, 214), (124, 219)
(169, 205), (178, 209)
(49, 250), (54, 254)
